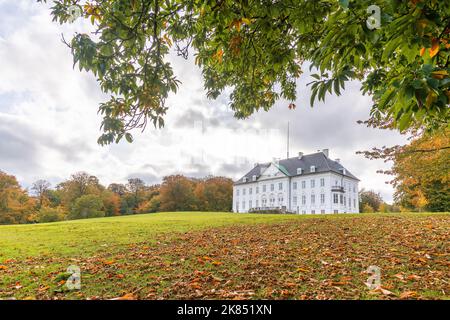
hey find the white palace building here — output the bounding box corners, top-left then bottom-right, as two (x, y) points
(232, 149), (360, 214)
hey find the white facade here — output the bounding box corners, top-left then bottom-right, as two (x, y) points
(233, 154), (359, 214)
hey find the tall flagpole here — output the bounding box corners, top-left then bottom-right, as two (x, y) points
(287, 121), (290, 159)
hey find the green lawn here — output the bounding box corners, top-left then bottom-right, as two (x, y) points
(0, 212), (448, 300)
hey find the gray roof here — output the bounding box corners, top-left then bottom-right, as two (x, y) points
(234, 152), (359, 185)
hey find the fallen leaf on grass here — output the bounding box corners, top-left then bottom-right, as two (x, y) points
(110, 293), (136, 300)
(38, 285), (50, 292)
(369, 287), (395, 296)
(400, 291), (417, 299)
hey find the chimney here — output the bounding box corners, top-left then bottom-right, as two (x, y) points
(298, 152), (303, 159)
(335, 158), (340, 163)
(322, 149), (329, 157)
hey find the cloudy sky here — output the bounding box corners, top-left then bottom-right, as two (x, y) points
(0, 1), (408, 202)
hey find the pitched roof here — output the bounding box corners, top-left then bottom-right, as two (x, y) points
(234, 152), (359, 185)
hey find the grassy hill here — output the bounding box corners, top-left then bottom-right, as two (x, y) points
(0, 212), (448, 300)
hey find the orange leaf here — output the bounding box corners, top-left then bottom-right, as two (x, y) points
(400, 291), (417, 299)
(0, 265), (8, 270)
(429, 39), (440, 58)
(110, 293), (136, 300)
(419, 47), (426, 56)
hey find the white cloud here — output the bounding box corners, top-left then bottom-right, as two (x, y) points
(0, 1), (407, 202)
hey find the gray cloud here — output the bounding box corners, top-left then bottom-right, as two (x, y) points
(0, 2), (408, 203)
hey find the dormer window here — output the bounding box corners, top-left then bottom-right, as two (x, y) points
(252, 175), (257, 181)
(310, 166), (316, 173)
(243, 177), (248, 182)
(297, 168), (303, 175)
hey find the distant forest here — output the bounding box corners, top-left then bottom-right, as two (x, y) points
(0, 171), (232, 224)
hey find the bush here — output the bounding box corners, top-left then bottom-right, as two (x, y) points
(137, 196), (161, 213)
(37, 207), (66, 223)
(362, 203), (375, 213)
(69, 195), (105, 220)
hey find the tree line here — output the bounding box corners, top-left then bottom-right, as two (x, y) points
(0, 172), (233, 224)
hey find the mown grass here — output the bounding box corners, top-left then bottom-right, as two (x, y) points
(0, 211), (448, 300)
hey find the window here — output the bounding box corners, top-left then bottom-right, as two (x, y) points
(310, 166), (316, 172)
(334, 210), (338, 213)
(278, 196), (283, 205)
(333, 194), (339, 204)
(270, 184), (274, 191)
(311, 194), (315, 205)
(302, 181), (306, 189)
(320, 178), (325, 187)
(249, 187), (252, 195)
(252, 175), (257, 181)
(310, 179), (315, 188)
(353, 185), (356, 193)
(249, 200), (252, 208)
(243, 188), (246, 196)
(293, 196), (298, 205)
(262, 198), (267, 206)
(242, 201), (245, 210)
(270, 196), (275, 206)
(297, 168), (303, 175)
(256, 186), (259, 194)
(243, 177), (247, 182)
(263, 185), (266, 192)
(293, 182), (297, 190)
(302, 210), (306, 214)
(236, 202), (239, 211)
(353, 199), (356, 208)
(340, 194), (343, 204)
(344, 196), (346, 205)
(302, 195), (306, 205)
(320, 194), (325, 204)
(278, 182), (283, 190)
(321, 210), (325, 214)
(256, 200), (259, 207)
(311, 210), (315, 214)
(348, 197), (351, 207)
(236, 189), (240, 196)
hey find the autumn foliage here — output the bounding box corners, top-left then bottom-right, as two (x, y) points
(0, 171), (233, 225)
(391, 130), (449, 212)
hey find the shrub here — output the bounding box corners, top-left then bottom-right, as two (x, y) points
(362, 203), (375, 213)
(69, 195), (105, 220)
(137, 196), (161, 213)
(37, 206), (66, 223)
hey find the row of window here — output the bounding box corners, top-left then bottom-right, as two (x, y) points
(297, 210), (343, 214)
(236, 179), (357, 196)
(235, 193), (357, 210)
(333, 194), (357, 208)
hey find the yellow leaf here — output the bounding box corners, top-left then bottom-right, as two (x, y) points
(241, 18), (251, 25)
(431, 70), (448, 80)
(425, 91), (437, 108)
